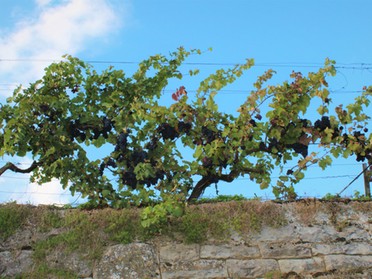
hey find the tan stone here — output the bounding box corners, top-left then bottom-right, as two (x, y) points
(159, 243), (199, 262)
(324, 255), (372, 271)
(0, 250), (33, 277)
(161, 259), (227, 279)
(259, 242), (312, 259)
(94, 243), (160, 279)
(313, 242), (372, 256)
(200, 244), (260, 259)
(278, 257), (325, 275)
(226, 259), (279, 278)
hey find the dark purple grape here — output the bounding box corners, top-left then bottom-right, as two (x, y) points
(158, 123), (179, 140)
(106, 158), (117, 168)
(122, 171), (137, 189)
(314, 116), (331, 132)
(287, 142), (308, 157)
(102, 117), (113, 132)
(115, 132), (129, 151)
(178, 121), (192, 134)
(131, 150), (148, 165)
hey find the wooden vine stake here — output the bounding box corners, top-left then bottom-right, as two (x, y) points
(362, 163), (371, 198)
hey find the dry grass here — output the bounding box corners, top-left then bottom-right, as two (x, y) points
(290, 199), (322, 225)
(175, 200), (288, 243)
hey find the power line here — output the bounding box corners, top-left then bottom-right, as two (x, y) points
(2, 58), (372, 70)
(237, 174), (357, 181)
(0, 190), (72, 196)
(0, 86), (365, 95)
(338, 162), (372, 196)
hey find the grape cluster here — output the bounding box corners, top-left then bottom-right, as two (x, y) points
(356, 148), (372, 162)
(120, 165), (166, 190)
(157, 123), (179, 140)
(286, 142), (308, 157)
(267, 126), (309, 158)
(201, 126), (220, 144)
(249, 119), (257, 127)
(314, 116), (331, 132)
(102, 116), (113, 138)
(144, 137), (158, 151)
(91, 117), (114, 140)
(67, 116), (114, 142)
(131, 150), (148, 165)
(267, 138), (286, 158)
(139, 170), (166, 187)
(122, 171), (137, 189)
(98, 158), (117, 176)
(115, 131), (130, 152)
(68, 120), (86, 141)
(177, 121), (192, 135)
(349, 131), (371, 162)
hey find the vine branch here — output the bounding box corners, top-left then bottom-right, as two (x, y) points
(0, 161), (40, 176)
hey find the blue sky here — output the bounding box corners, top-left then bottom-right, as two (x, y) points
(0, 0), (372, 205)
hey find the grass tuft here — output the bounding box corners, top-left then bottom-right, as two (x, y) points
(0, 202), (30, 240)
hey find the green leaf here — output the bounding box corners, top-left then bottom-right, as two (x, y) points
(102, 189), (111, 198)
(294, 171), (305, 180)
(194, 145), (203, 159)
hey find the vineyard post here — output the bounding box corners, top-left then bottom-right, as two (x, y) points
(362, 163), (371, 198)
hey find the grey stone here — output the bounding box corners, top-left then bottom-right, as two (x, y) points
(0, 250), (33, 277)
(295, 225), (336, 243)
(45, 250), (92, 277)
(313, 242), (372, 256)
(94, 243), (160, 279)
(249, 225), (299, 243)
(1, 228), (34, 251)
(159, 243), (199, 263)
(336, 225), (371, 241)
(200, 244), (260, 259)
(324, 255), (372, 271)
(259, 242), (312, 259)
(278, 257), (325, 275)
(161, 259), (227, 279)
(226, 259), (279, 278)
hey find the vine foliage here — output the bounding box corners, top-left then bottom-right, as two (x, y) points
(0, 48), (371, 223)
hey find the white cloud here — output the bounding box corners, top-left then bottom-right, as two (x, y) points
(0, 0), (127, 205)
(0, 156), (86, 206)
(0, 0), (126, 87)
(36, 0), (53, 7)
(13, 179), (83, 206)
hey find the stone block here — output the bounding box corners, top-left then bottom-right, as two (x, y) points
(226, 259), (279, 278)
(0, 250), (33, 277)
(46, 251), (92, 277)
(94, 243), (160, 279)
(159, 243), (199, 262)
(259, 242), (312, 259)
(200, 244), (260, 259)
(324, 255), (372, 271)
(249, 225), (298, 243)
(336, 226), (371, 241)
(295, 225), (336, 243)
(313, 242), (372, 256)
(278, 257), (325, 275)
(161, 259), (227, 279)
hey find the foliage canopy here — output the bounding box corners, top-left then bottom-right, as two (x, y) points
(1, 48), (371, 221)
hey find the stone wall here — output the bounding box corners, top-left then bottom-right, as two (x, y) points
(1, 201), (372, 278)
